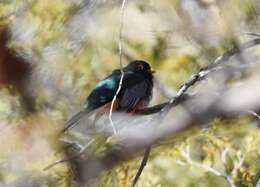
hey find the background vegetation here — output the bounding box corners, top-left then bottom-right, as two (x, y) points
(0, 0), (260, 186)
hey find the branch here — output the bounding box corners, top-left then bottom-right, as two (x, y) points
(130, 146), (151, 187)
(179, 145), (222, 176)
(109, 0), (128, 135)
(136, 38), (260, 116)
(44, 139), (94, 170)
(178, 146), (237, 187)
(136, 94), (190, 115)
(248, 110), (260, 121)
(160, 38), (260, 114)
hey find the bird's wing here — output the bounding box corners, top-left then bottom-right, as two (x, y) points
(63, 70), (152, 133)
(62, 109), (90, 133)
(85, 68), (154, 112)
(85, 70), (135, 111)
(119, 79), (151, 111)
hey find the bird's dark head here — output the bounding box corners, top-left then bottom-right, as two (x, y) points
(125, 60), (155, 74)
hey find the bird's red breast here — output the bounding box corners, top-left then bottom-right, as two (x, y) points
(98, 98), (148, 114)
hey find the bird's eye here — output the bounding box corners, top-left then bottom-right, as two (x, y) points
(138, 64), (144, 70)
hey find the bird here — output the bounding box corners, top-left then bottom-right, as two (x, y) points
(63, 60), (155, 133)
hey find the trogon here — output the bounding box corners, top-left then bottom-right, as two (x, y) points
(63, 60), (155, 132)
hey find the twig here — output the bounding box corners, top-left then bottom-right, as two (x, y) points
(109, 0), (127, 135)
(179, 145), (237, 187)
(180, 145), (222, 176)
(248, 110), (260, 120)
(219, 148), (238, 187)
(244, 32), (260, 38)
(220, 147), (229, 165)
(59, 139), (85, 153)
(137, 94), (190, 115)
(43, 139), (94, 170)
(139, 38), (260, 115)
(130, 146), (151, 187)
(231, 151), (244, 177)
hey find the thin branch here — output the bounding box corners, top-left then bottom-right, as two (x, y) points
(44, 139), (94, 170)
(180, 145), (222, 176)
(109, 0), (127, 135)
(231, 152), (244, 177)
(220, 147), (229, 165)
(244, 32), (260, 38)
(180, 146), (237, 187)
(130, 146), (151, 187)
(59, 139), (85, 152)
(137, 94), (190, 115)
(219, 148), (238, 187)
(225, 176), (237, 187)
(248, 110), (260, 120)
(137, 38), (260, 116)
(130, 80), (191, 187)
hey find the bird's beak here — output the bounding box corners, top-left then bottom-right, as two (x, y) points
(149, 69), (156, 74)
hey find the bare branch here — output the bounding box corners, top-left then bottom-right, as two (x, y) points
(109, 0), (128, 135)
(220, 147), (229, 165)
(248, 110), (260, 120)
(160, 38), (260, 115)
(130, 146), (151, 187)
(136, 38), (260, 116)
(231, 151), (244, 177)
(178, 145), (238, 187)
(137, 94), (190, 115)
(244, 32), (260, 38)
(180, 145), (222, 176)
(44, 139), (94, 170)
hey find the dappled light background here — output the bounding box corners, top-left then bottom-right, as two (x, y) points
(0, 0), (260, 186)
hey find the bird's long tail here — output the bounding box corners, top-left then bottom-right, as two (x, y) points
(62, 110), (90, 133)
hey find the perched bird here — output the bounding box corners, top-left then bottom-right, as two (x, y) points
(63, 60), (155, 132)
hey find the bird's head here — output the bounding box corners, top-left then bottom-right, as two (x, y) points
(125, 60), (155, 74)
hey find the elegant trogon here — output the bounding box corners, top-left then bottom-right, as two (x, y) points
(63, 60), (155, 132)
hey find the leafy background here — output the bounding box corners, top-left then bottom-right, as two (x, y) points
(0, 0), (260, 186)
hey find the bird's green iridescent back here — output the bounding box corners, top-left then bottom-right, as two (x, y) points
(84, 70), (121, 111)
(84, 69), (153, 112)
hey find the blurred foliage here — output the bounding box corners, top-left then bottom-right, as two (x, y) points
(0, 0), (260, 187)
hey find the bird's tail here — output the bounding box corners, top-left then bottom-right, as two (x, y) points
(62, 110), (91, 133)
